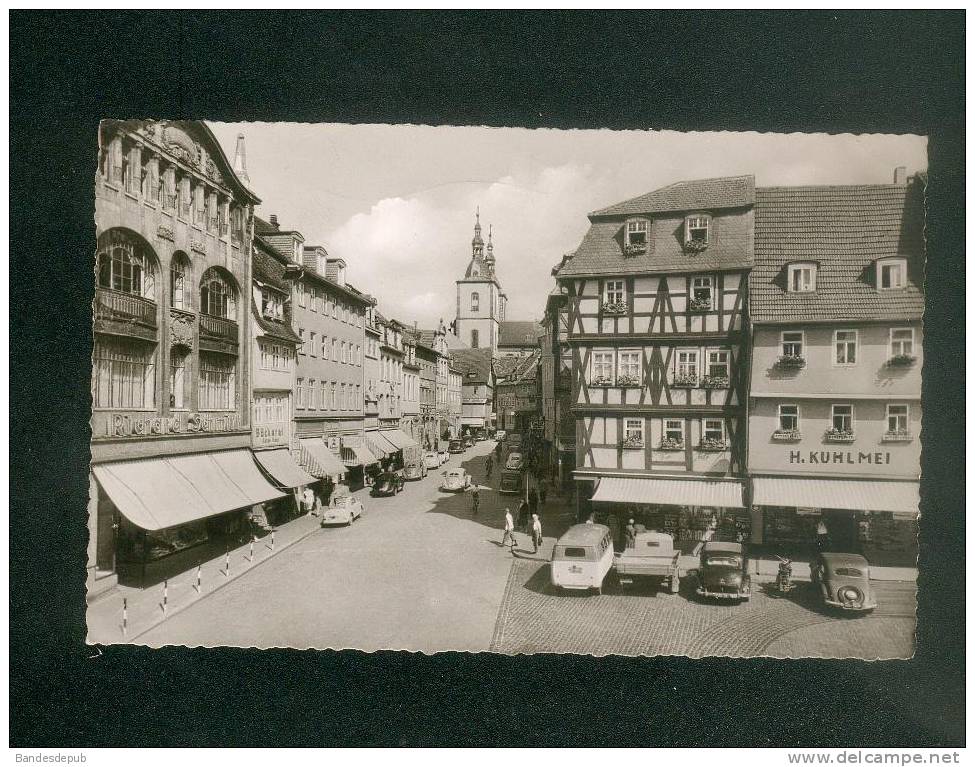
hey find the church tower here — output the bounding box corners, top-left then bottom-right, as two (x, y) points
(455, 209), (505, 353)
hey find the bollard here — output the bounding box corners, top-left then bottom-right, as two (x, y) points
(163, 579), (168, 614)
(271, 528), (275, 551)
(122, 597), (128, 637)
(250, 536), (255, 562)
(196, 563), (202, 593)
(225, 548), (230, 577)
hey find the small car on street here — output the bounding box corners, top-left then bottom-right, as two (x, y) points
(696, 541), (751, 602)
(403, 462), (428, 481)
(423, 452), (440, 470)
(811, 552), (877, 613)
(504, 451), (524, 470)
(499, 469), (524, 495)
(320, 494), (364, 527)
(448, 439), (465, 454)
(505, 433), (523, 449)
(371, 470), (405, 497)
(551, 524), (615, 594)
(439, 468), (472, 492)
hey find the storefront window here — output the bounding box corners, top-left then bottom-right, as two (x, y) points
(199, 351), (236, 410)
(92, 336), (156, 409)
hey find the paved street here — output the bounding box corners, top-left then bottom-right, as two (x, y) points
(136, 439), (916, 658)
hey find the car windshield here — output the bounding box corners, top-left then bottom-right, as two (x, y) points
(704, 555), (742, 568)
(833, 567), (865, 578)
(332, 495), (352, 506)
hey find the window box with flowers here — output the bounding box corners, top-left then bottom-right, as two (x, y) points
(696, 437), (728, 452)
(658, 437), (684, 451)
(886, 354), (917, 368)
(882, 429), (912, 443)
(776, 355), (807, 370)
(621, 434), (645, 450)
(824, 428), (855, 443)
(688, 296), (713, 313)
(700, 375), (730, 389)
(623, 243), (646, 257)
(772, 429), (802, 442)
(616, 373), (641, 388)
(672, 373), (697, 389)
(590, 375), (614, 388)
(683, 238), (709, 254)
(601, 299), (628, 315)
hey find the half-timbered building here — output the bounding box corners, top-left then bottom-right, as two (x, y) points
(556, 176), (754, 546)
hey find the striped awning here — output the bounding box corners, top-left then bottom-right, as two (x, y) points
(254, 448), (317, 489)
(753, 477), (920, 514)
(298, 439), (347, 480)
(592, 476), (744, 508)
(366, 430), (399, 455)
(344, 444), (379, 467)
(380, 429), (419, 450)
(93, 450), (284, 531)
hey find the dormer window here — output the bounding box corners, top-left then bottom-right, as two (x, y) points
(625, 220), (648, 248)
(261, 291), (284, 321)
(685, 215), (710, 244)
(787, 262), (817, 292)
(877, 258), (907, 290)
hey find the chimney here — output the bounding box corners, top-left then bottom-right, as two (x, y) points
(269, 214), (279, 229)
(233, 133), (250, 186)
(894, 166), (907, 185)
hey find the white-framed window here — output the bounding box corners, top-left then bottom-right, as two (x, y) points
(664, 419), (684, 443)
(691, 276), (713, 308)
(471, 292), (479, 312)
(298, 282), (307, 308)
(877, 258), (907, 290)
(91, 337), (156, 409)
(706, 349), (730, 378)
(781, 331), (804, 358)
(787, 262), (817, 292)
(308, 378), (317, 409)
(675, 349), (699, 380)
(625, 219), (648, 247)
(623, 418), (644, 443)
(198, 352), (236, 410)
(200, 272), (236, 319)
(329, 382), (336, 410)
(297, 328), (305, 354)
(342, 341), (349, 364)
(834, 330), (858, 365)
(97, 230), (156, 299)
(170, 252), (189, 309)
(890, 327), (915, 356)
(308, 331), (317, 356)
(617, 350), (641, 382)
(332, 338), (338, 360)
(887, 404), (909, 433)
(320, 381), (328, 409)
(831, 404), (854, 433)
(604, 279), (625, 305)
(308, 286), (317, 311)
(778, 404), (800, 431)
(591, 350), (614, 384)
(321, 336), (329, 359)
(685, 215), (710, 244)
(703, 418), (725, 442)
(169, 347), (187, 409)
(296, 378), (305, 408)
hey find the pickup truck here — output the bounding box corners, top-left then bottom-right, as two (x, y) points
(613, 530), (681, 594)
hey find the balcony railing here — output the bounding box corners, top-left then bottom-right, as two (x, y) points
(94, 287), (157, 328)
(199, 313), (239, 341)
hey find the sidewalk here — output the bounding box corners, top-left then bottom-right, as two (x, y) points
(87, 508), (325, 644)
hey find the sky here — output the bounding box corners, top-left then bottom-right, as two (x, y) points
(209, 123), (927, 328)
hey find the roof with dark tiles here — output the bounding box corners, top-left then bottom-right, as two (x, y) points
(498, 321), (544, 348)
(450, 348), (494, 385)
(591, 175), (755, 218)
(750, 180), (925, 324)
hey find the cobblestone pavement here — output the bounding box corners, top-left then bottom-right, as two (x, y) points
(490, 558), (916, 659)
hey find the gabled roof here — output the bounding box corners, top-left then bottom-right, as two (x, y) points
(498, 321), (543, 348)
(494, 351), (540, 384)
(252, 236), (291, 292)
(750, 180), (925, 323)
(450, 348), (494, 385)
(251, 298), (301, 345)
(591, 175), (754, 218)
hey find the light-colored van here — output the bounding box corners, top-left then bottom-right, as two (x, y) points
(551, 523), (614, 594)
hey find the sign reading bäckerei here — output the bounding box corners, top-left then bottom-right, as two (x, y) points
(94, 411), (243, 439)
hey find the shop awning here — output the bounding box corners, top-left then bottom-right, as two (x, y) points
(344, 444), (379, 467)
(461, 417), (485, 426)
(92, 450), (284, 532)
(298, 439), (347, 480)
(592, 476), (745, 508)
(380, 429), (419, 450)
(364, 431), (396, 457)
(254, 448), (317, 489)
(752, 477), (920, 514)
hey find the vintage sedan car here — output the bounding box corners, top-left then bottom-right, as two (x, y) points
(423, 452), (441, 470)
(448, 439), (465, 454)
(439, 468), (472, 493)
(320, 494), (364, 527)
(811, 552), (877, 613)
(403, 462), (428, 481)
(504, 451), (524, 471)
(495, 430), (507, 443)
(696, 541), (751, 602)
(371, 471), (405, 497)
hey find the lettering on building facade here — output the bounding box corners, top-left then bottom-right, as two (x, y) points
(788, 450), (892, 466)
(96, 411), (243, 439)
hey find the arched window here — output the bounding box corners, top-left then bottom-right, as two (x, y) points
(170, 252), (190, 310)
(471, 292), (480, 312)
(96, 230), (155, 299)
(200, 270), (237, 320)
(471, 329), (479, 348)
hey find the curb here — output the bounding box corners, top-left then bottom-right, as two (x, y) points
(96, 521), (324, 644)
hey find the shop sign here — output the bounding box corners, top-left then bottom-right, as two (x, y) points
(327, 436), (342, 452)
(795, 507), (821, 516)
(789, 450), (892, 466)
(253, 422), (288, 447)
(97, 411), (243, 439)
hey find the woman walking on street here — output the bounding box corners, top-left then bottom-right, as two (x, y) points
(471, 484), (480, 516)
(501, 508), (516, 551)
(531, 513), (543, 554)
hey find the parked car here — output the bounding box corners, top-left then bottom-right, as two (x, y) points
(320, 494), (363, 527)
(504, 451), (524, 470)
(696, 541), (751, 602)
(423, 452), (440, 470)
(495, 430), (507, 442)
(438, 448), (450, 465)
(551, 524), (615, 595)
(499, 469), (524, 495)
(371, 471), (405, 497)
(505, 433), (523, 449)
(403, 462), (428, 481)
(439, 468), (472, 493)
(811, 552), (877, 613)
(614, 530), (681, 593)
(448, 439), (465, 454)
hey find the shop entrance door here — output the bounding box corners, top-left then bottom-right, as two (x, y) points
(823, 509), (859, 552)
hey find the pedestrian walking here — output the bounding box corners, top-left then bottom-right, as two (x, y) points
(501, 508), (516, 550)
(531, 513), (542, 553)
(816, 519), (830, 551)
(471, 484), (480, 515)
(301, 486), (316, 515)
(518, 500), (530, 533)
(625, 518), (637, 549)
